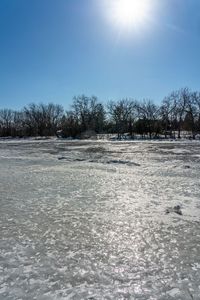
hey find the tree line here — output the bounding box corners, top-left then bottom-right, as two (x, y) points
(1, 87), (200, 139)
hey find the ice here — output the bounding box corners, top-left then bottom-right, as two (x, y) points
(0, 139), (200, 299)
(167, 287), (181, 297)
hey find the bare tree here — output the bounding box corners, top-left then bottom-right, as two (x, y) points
(161, 94), (177, 138)
(107, 99), (135, 139)
(23, 103), (64, 136)
(60, 111), (79, 138)
(136, 100), (160, 139)
(175, 88), (189, 138)
(183, 91), (199, 139)
(0, 109), (15, 136)
(190, 92), (200, 137)
(72, 95), (106, 134)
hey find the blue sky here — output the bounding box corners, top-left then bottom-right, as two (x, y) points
(0, 0), (200, 110)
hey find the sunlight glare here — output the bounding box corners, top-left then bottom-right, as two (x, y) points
(110, 0), (151, 30)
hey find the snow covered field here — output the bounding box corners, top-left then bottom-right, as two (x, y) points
(0, 139), (200, 300)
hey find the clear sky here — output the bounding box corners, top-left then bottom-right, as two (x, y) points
(0, 0), (200, 110)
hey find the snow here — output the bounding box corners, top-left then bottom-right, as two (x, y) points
(0, 139), (200, 299)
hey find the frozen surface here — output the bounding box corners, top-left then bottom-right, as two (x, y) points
(0, 139), (200, 299)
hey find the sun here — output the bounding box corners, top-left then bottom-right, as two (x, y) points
(111, 0), (151, 30)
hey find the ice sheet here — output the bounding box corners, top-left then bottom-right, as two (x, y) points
(0, 139), (200, 299)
